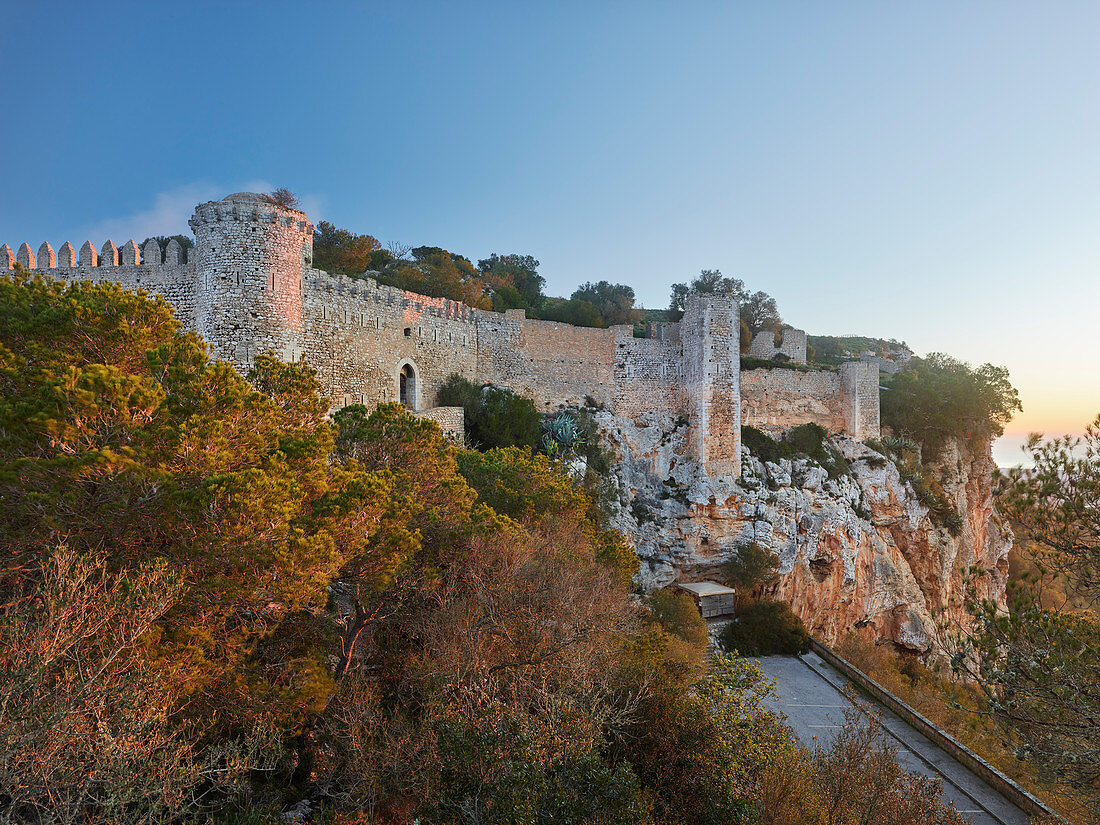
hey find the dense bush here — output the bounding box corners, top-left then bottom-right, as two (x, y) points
(720, 600), (811, 656)
(741, 424), (850, 479)
(880, 353), (1020, 459)
(646, 588), (709, 648)
(741, 425), (794, 465)
(312, 220), (383, 276)
(437, 373), (542, 450)
(565, 280), (641, 327)
(456, 446), (638, 582)
(0, 272), (398, 816)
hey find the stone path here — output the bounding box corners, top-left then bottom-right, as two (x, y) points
(755, 653), (1032, 825)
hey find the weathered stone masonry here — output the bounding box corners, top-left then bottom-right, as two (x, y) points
(4, 191), (882, 474)
(741, 361), (879, 440)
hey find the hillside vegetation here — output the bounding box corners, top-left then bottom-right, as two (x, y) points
(0, 271), (972, 824)
(807, 335), (910, 367)
(311, 221), (641, 329)
(879, 353), (1021, 460)
(312, 210), (786, 341)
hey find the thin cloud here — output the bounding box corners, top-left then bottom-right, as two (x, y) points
(74, 181), (323, 245)
(76, 183), (223, 244)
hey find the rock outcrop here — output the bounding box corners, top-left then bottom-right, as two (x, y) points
(601, 410), (1010, 655)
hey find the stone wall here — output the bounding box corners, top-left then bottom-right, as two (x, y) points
(3, 191), (887, 484)
(415, 406), (465, 443)
(740, 361), (880, 439)
(611, 327), (686, 420)
(1, 239), (197, 325)
(475, 309), (618, 410)
(747, 327), (807, 364)
(302, 270), (480, 410)
(740, 368), (845, 433)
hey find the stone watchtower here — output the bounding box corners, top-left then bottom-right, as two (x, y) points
(681, 293), (741, 477)
(188, 193), (314, 369)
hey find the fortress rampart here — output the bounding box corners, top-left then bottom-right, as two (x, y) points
(2, 238), (197, 322)
(3, 192), (882, 475)
(740, 361), (879, 440)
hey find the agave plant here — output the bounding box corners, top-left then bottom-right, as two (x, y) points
(542, 412), (584, 464)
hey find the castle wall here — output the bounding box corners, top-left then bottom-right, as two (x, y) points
(740, 361), (881, 440)
(740, 368), (846, 434)
(4, 192), (885, 485)
(301, 270), (480, 409)
(476, 310), (617, 410)
(2, 241), (197, 327)
(643, 321), (681, 343)
(747, 327), (807, 364)
(779, 328), (808, 363)
(747, 330), (779, 360)
(610, 327), (686, 420)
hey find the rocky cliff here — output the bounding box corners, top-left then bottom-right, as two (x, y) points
(600, 410), (1010, 655)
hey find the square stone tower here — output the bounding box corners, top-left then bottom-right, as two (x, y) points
(681, 293), (741, 477)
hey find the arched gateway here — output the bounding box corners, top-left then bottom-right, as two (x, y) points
(398, 361), (418, 410)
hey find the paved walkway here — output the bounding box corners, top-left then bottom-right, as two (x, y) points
(755, 653), (1032, 825)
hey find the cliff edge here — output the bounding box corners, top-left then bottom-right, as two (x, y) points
(601, 410), (1010, 655)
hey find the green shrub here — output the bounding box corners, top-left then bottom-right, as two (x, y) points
(860, 439), (890, 469)
(437, 373), (541, 451)
(785, 422), (827, 455)
(722, 543), (779, 592)
(786, 423), (850, 478)
(719, 600), (810, 656)
(741, 426), (793, 465)
(741, 424), (850, 479)
(864, 437), (887, 455)
(880, 353), (1020, 460)
(436, 372), (482, 415)
(739, 357), (822, 373)
(647, 588), (708, 648)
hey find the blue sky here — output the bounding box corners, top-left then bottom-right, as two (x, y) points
(4, 1), (1100, 465)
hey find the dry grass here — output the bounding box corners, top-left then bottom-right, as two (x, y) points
(835, 633), (1089, 823)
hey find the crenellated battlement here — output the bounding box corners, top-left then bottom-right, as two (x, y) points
(1, 238), (195, 271)
(188, 195), (310, 231)
(3, 236), (198, 333)
(188, 194), (313, 235)
(12, 191), (883, 479)
(305, 268), (481, 323)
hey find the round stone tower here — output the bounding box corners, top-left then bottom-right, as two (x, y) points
(188, 193), (314, 368)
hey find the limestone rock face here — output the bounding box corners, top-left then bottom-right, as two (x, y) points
(600, 410), (1010, 655)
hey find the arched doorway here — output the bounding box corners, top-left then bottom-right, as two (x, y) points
(399, 363), (417, 410)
